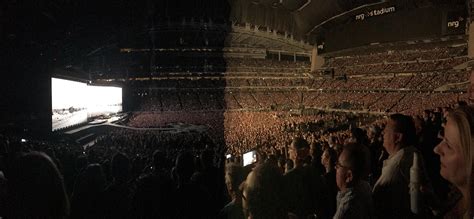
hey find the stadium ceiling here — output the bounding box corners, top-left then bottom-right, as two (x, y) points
(1, 0), (465, 70)
(232, 0), (384, 39)
(236, 0), (466, 41)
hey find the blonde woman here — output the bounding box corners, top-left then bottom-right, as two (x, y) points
(434, 106), (474, 218)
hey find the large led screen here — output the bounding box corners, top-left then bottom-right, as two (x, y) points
(87, 86), (122, 118)
(52, 78), (122, 131)
(52, 78), (88, 131)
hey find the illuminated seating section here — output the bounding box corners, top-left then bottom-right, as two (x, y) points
(130, 43), (470, 115)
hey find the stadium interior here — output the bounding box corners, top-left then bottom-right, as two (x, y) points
(1, 0), (474, 218)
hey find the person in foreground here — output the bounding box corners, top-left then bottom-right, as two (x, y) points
(5, 151), (70, 219)
(284, 137), (328, 219)
(434, 106), (474, 218)
(220, 163), (246, 219)
(372, 113), (433, 218)
(333, 143), (374, 219)
(241, 163), (288, 219)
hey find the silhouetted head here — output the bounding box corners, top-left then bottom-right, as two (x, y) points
(111, 152), (130, 183)
(241, 163), (286, 219)
(175, 151), (195, 183)
(77, 163), (106, 194)
(153, 149), (168, 169)
(8, 151), (69, 218)
(200, 149), (214, 169)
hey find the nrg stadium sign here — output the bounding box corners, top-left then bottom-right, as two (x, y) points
(355, 6), (396, 21)
(445, 10), (466, 35)
(447, 17), (464, 28)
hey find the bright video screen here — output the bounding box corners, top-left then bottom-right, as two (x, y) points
(243, 150), (257, 166)
(87, 86), (122, 118)
(51, 78), (122, 131)
(52, 78), (88, 131)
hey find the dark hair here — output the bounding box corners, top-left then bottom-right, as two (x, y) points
(350, 127), (369, 146)
(292, 137), (309, 150)
(389, 114), (417, 146)
(152, 150), (167, 169)
(266, 154), (278, 166)
(310, 141), (323, 158)
(175, 151), (195, 183)
(75, 155), (88, 171)
(458, 101), (468, 106)
(111, 152), (130, 181)
(225, 163), (245, 193)
(79, 163), (106, 193)
(343, 143), (370, 182)
(243, 163), (287, 219)
(200, 149), (214, 168)
(8, 151), (70, 218)
(324, 147), (338, 170)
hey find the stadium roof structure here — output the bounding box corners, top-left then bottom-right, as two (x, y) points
(228, 26), (312, 52)
(1, 0), (467, 71)
(240, 0), (466, 42)
(230, 0), (384, 41)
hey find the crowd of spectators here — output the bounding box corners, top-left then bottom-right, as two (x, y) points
(225, 58), (309, 73)
(126, 110), (374, 156)
(3, 39), (472, 218)
(323, 43), (469, 77)
(135, 89), (465, 114)
(0, 128), (226, 218)
(311, 71), (469, 90)
(134, 70), (466, 92)
(326, 45), (466, 67)
(129, 57), (469, 113)
(2, 103), (471, 218)
(122, 57), (310, 79)
(330, 57), (469, 75)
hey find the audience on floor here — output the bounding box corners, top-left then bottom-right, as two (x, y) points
(0, 102), (472, 218)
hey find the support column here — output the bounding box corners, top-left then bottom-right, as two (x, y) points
(469, 22), (474, 58)
(310, 46), (325, 72)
